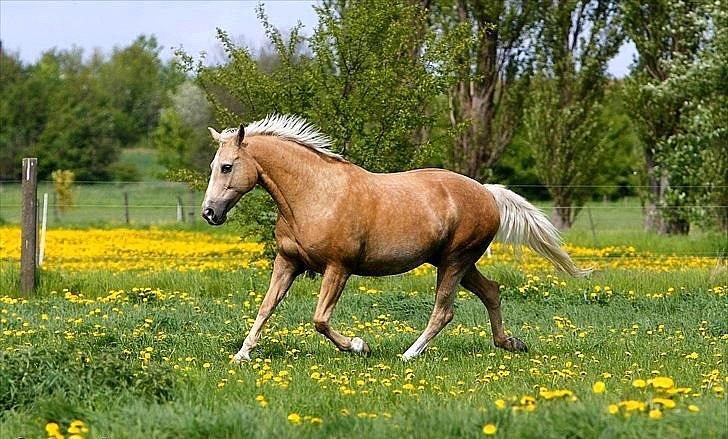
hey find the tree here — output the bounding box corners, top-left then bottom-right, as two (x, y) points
(431, 0), (537, 180)
(0, 46), (32, 181)
(153, 81), (214, 172)
(644, 1), (727, 233)
(307, 0), (443, 171)
(98, 35), (174, 147)
(622, 0), (710, 234)
(524, 0), (624, 229)
(193, 0), (443, 172)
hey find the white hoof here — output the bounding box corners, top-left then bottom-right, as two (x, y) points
(350, 337), (364, 352)
(233, 350), (251, 363)
(350, 337), (371, 356)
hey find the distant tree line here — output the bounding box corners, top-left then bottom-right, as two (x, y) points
(0, 36), (182, 181)
(1, 1), (725, 235)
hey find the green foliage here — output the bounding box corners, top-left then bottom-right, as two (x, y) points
(193, 0), (443, 172)
(652, 2), (728, 232)
(622, 0), (722, 234)
(98, 35), (180, 147)
(0, 36), (178, 181)
(108, 162), (142, 182)
(0, 50), (43, 180)
(307, 0), (444, 172)
(153, 81), (214, 173)
(228, 188), (279, 260)
(430, 0), (537, 179)
(154, 110), (196, 170)
(0, 335), (175, 412)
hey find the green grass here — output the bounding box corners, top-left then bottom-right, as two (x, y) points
(1, 264), (726, 438)
(0, 178), (726, 437)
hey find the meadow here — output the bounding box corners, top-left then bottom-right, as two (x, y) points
(0, 209), (726, 438)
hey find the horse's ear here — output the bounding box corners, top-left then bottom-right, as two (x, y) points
(207, 127), (221, 142)
(236, 124), (245, 147)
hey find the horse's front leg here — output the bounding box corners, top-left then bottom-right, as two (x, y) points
(313, 265), (370, 355)
(234, 254), (301, 363)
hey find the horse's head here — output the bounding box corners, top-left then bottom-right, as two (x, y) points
(201, 125), (258, 226)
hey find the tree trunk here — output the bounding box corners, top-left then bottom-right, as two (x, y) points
(446, 0), (526, 182)
(643, 148), (666, 233)
(551, 192), (573, 230)
(644, 151), (691, 235)
(664, 217), (690, 234)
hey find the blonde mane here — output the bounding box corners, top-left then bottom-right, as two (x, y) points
(220, 114), (344, 161)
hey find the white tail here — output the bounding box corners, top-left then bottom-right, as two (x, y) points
(484, 184), (593, 278)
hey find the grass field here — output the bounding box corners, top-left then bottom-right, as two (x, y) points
(0, 222), (726, 438)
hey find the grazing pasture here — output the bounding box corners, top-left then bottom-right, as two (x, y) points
(0, 224), (725, 438)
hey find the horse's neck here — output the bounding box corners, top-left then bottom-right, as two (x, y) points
(248, 136), (350, 225)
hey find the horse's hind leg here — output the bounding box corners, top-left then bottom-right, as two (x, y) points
(461, 265), (528, 352)
(402, 265), (463, 360)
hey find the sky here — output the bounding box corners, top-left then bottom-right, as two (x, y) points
(0, 0), (636, 77)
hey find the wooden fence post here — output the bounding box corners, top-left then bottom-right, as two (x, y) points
(124, 192), (130, 224)
(188, 190), (196, 223)
(177, 195), (185, 222)
(20, 158), (38, 294)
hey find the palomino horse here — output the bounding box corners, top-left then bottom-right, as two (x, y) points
(202, 114), (591, 362)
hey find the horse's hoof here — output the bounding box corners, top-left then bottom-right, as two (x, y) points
(233, 350), (252, 363)
(401, 353), (416, 362)
(350, 337), (371, 356)
(497, 336), (528, 353)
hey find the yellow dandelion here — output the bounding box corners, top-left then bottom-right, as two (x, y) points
(619, 400), (646, 412)
(651, 398), (676, 409)
(608, 404), (619, 415)
(255, 394), (268, 408)
(632, 379), (647, 389)
(494, 399), (507, 410)
(287, 413), (302, 425)
(649, 409), (663, 420)
(67, 419), (88, 434)
(592, 381), (606, 394)
(688, 405), (700, 413)
(45, 422), (60, 434)
(651, 376), (674, 389)
(482, 423), (497, 435)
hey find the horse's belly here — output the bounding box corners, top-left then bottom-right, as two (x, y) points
(354, 240), (435, 275)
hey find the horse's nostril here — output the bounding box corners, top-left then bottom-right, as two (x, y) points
(202, 208), (214, 219)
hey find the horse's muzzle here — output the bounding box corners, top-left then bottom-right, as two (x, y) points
(201, 207), (226, 226)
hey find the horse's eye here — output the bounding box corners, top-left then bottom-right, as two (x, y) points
(221, 164), (233, 174)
